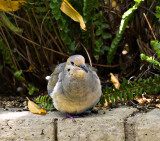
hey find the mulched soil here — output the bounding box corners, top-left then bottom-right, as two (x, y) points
(0, 96), (28, 110)
(0, 95), (159, 114)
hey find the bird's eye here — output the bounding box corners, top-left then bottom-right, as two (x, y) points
(70, 61), (75, 66)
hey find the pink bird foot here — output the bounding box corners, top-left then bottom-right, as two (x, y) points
(62, 113), (79, 122)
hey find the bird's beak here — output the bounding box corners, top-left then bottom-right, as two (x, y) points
(79, 65), (88, 73)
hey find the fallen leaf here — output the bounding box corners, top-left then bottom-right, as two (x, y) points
(136, 98), (147, 104)
(104, 99), (109, 107)
(27, 97), (46, 115)
(26, 65), (36, 72)
(60, 0), (86, 31)
(135, 94), (153, 104)
(156, 104), (160, 108)
(111, 0), (117, 8)
(0, 0), (26, 12)
(110, 73), (120, 89)
(111, 0), (120, 11)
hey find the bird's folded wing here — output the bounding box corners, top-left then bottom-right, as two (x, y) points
(47, 62), (66, 95)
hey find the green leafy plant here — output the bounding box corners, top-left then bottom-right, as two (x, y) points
(1, 0), (158, 99)
(49, 0), (76, 51)
(28, 84), (39, 95)
(0, 36), (16, 70)
(36, 95), (53, 110)
(140, 40), (160, 70)
(151, 40), (160, 58)
(14, 70), (25, 81)
(49, 0), (111, 57)
(93, 11), (111, 60)
(82, 0), (111, 60)
(107, 0), (144, 64)
(14, 70), (39, 95)
(0, 12), (23, 34)
(0, 34), (39, 95)
(101, 74), (160, 104)
(140, 54), (160, 70)
(156, 5), (160, 19)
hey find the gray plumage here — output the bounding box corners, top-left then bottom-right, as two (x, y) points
(46, 55), (101, 114)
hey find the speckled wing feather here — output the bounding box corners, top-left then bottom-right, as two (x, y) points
(47, 62), (66, 95)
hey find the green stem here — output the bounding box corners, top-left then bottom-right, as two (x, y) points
(107, 0), (144, 64)
(0, 12), (23, 34)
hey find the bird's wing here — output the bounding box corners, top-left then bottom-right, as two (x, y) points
(47, 62), (66, 95)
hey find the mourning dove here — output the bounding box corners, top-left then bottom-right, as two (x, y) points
(46, 55), (101, 116)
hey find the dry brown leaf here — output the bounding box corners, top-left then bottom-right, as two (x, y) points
(110, 73), (120, 89)
(156, 104), (160, 108)
(104, 99), (109, 107)
(60, 0), (86, 31)
(0, 0), (26, 12)
(111, 0), (116, 7)
(111, 0), (120, 11)
(26, 65), (36, 72)
(135, 94), (154, 104)
(136, 98), (147, 104)
(27, 97), (46, 115)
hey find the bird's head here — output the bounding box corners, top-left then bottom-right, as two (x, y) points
(66, 55), (88, 73)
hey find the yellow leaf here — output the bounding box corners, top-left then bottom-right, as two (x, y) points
(110, 73), (120, 89)
(111, 0), (120, 12)
(111, 0), (117, 8)
(0, 0), (26, 12)
(40, 109), (47, 114)
(27, 97), (46, 115)
(156, 104), (160, 108)
(60, 0), (86, 31)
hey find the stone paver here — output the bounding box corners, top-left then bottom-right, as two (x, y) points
(126, 109), (160, 141)
(57, 107), (137, 141)
(0, 109), (58, 141)
(3, 107), (160, 141)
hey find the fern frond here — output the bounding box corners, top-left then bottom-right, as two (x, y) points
(107, 0), (144, 64)
(101, 74), (160, 104)
(36, 95), (53, 110)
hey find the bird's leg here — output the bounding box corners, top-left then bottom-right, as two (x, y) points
(62, 113), (78, 122)
(62, 111), (95, 122)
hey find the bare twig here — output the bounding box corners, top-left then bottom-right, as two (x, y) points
(79, 42), (92, 66)
(0, 25), (18, 69)
(140, 6), (156, 16)
(40, 10), (50, 40)
(143, 13), (157, 40)
(0, 9), (30, 24)
(14, 48), (30, 63)
(44, 26), (63, 53)
(15, 32), (69, 57)
(93, 52), (138, 68)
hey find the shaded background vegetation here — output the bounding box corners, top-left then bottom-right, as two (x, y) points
(0, 0), (160, 96)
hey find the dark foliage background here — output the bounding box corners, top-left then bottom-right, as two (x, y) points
(0, 0), (159, 96)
